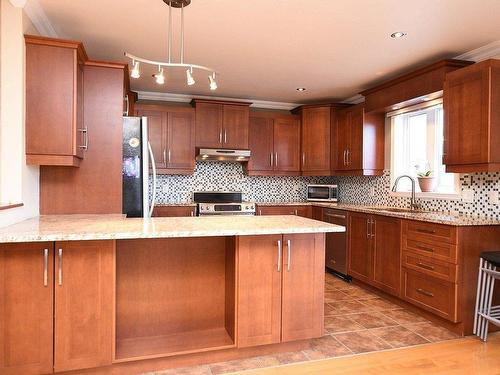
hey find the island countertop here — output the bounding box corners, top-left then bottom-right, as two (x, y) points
(0, 214), (344, 243)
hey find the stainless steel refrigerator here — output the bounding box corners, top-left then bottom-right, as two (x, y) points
(122, 116), (157, 217)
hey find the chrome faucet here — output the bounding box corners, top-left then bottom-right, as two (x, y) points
(391, 175), (419, 210)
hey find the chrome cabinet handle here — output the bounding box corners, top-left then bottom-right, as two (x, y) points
(123, 95), (130, 116)
(416, 262), (435, 271)
(415, 244), (434, 253)
(270, 153), (273, 167)
(417, 288), (434, 297)
(219, 129), (223, 144)
(190, 210), (194, 216)
(277, 240), (282, 272)
(259, 209), (262, 215)
(343, 150), (347, 166)
(346, 149), (350, 166)
(163, 149), (167, 164)
(324, 213), (346, 220)
(366, 218), (370, 239)
(224, 129), (227, 143)
(78, 128), (88, 150)
(294, 209), (298, 215)
(417, 228), (436, 234)
(302, 153), (305, 166)
(43, 248), (48, 287)
(275, 152), (278, 167)
(168, 149), (171, 163)
(287, 239), (291, 271)
(371, 219), (375, 238)
(58, 248), (63, 286)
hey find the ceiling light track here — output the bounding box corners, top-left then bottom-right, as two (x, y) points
(125, 0), (218, 90)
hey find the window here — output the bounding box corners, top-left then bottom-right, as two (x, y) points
(390, 100), (459, 195)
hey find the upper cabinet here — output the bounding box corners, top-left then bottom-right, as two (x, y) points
(332, 104), (385, 175)
(443, 59), (500, 172)
(136, 104), (195, 174)
(246, 112), (300, 175)
(25, 35), (89, 167)
(192, 99), (250, 149)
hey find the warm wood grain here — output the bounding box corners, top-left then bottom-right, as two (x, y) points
(0, 242), (54, 375)
(403, 251), (458, 283)
(281, 233), (325, 342)
(39, 64), (125, 214)
(256, 205), (311, 218)
(152, 205), (196, 217)
(248, 116), (274, 172)
(237, 235), (282, 347)
(194, 101), (224, 148)
(54, 240), (115, 372)
(372, 215), (401, 297)
(348, 212), (372, 282)
(167, 111), (196, 170)
(223, 104), (249, 149)
(136, 109), (166, 169)
(300, 106), (331, 175)
(274, 117), (300, 173)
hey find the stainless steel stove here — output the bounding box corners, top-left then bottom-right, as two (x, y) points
(193, 192), (256, 216)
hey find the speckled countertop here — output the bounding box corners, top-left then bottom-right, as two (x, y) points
(256, 202), (500, 226)
(0, 214), (343, 243)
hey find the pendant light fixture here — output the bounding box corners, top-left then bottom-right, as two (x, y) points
(125, 0), (217, 90)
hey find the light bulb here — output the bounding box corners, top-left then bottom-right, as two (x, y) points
(154, 68), (165, 85)
(209, 73), (217, 91)
(131, 61), (140, 79)
(186, 68), (195, 85)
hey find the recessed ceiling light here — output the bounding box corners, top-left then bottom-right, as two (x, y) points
(296, 87), (306, 92)
(390, 31), (407, 39)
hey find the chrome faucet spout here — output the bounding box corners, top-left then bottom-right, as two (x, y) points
(391, 175), (419, 210)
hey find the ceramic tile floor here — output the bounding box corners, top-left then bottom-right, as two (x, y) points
(147, 273), (460, 375)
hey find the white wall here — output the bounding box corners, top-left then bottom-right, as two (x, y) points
(0, 0), (39, 227)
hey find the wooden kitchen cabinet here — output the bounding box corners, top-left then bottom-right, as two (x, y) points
(332, 104), (385, 176)
(152, 205), (196, 217)
(348, 213), (401, 296)
(256, 204), (311, 218)
(192, 99), (251, 150)
(299, 105), (331, 175)
(136, 104), (195, 174)
(0, 242), (54, 375)
(25, 35), (88, 167)
(247, 112), (300, 175)
(54, 240), (114, 372)
(443, 59), (500, 172)
(237, 233), (324, 346)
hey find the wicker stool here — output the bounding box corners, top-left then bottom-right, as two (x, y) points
(474, 251), (500, 341)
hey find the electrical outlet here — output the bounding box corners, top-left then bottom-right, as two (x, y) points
(489, 190), (499, 204)
(161, 184), (169, 194)
(370, 187), (375, 196)
(462, 189), (474, 203)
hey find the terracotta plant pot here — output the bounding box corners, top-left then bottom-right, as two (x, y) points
(417, 177), (436, 192)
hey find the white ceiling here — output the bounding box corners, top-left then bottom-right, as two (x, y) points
(36, 0), (500, 103)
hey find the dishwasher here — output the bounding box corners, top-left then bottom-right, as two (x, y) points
(322, 208), (351, 281)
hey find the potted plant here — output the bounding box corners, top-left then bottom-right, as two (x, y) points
(416, 169), (436, 192)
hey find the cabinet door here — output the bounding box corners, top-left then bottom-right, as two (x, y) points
(257, 205), (302, 216)
(152, 206), (196, 217)
(334, 109), (349, 170)
(274, 117), (300, 172)
(282, 233), (325, 342)
(54, 240), (114, 372)
(0, 243), (54, 375)
(348, 212), (373, 282)
(195, 102), (223, 148)
(444, 68), (490, 165)
(237, 235), (282, 347)
(137, 109), (166, 169)
(346, 106), (364, 170)
(372, 215), (401, 296)
(166, 111), (195, 170)
(223, 105), (249, 149)
(248, 116), (274, 172)
(301, 107), (331, 173)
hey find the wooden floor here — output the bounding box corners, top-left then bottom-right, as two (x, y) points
(239, 333), (500, 375)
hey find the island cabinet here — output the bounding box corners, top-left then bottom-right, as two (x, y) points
(443, 59), (500, 172)
(0, 240), (114, 375)
(192, 99), (251, 150)
(246, 112), (301, 175)
(256, 204), (312, 218)
(348, 212), (401, 296)
(152, 205), (197, 217)
(135, 104), (195, 174)
(332, 104), (385, 176)
(25, 35), (88, 167)
(237, 233), (325, 347)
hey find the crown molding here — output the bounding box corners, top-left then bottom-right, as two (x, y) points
(455, 40), (500, 62)
(342, 94), (365, 104)
(137, 91), (302, 111)
(19, 0), (58, 37)
(9, 0), (28, 7)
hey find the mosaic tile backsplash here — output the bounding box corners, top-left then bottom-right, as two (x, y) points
(152, 162), (500, 218)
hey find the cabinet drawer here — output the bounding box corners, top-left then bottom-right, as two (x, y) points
(404, 220), (457, 245)
(402, 269), (458, 322)
(403, 252), (458, 282)
(404, 238), (458, 263)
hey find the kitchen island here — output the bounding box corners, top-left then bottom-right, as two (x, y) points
(0, 215), (343, 375)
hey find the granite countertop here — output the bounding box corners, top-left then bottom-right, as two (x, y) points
(0, 214), (344, 243)
(154, 203), (197, 207)
(255, 202), (500, 226)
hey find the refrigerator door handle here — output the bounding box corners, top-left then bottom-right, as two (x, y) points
(148, 141), (157, 218)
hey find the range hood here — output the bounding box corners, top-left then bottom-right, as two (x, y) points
(196, 148), (251, 162)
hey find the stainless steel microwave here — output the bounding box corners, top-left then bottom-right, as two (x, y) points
(307, 184), (338, 202)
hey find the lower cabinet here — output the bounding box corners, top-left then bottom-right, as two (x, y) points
(256, 205), (312, 218)
(152, 205), (196, 217)
(0, 240), (115, 374)
(0, 242), (54, 375)
(348, 212), (401, 296)
(237, 233), (325, 347)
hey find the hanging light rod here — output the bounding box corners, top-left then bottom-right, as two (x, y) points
(125, 0), (218, 90)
